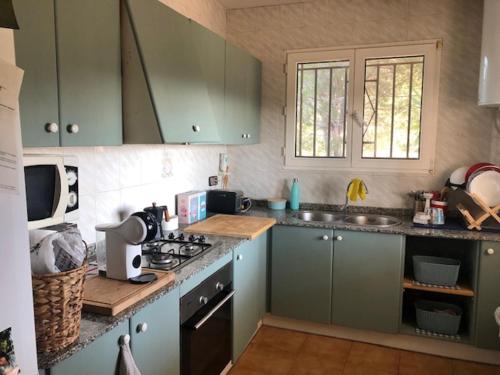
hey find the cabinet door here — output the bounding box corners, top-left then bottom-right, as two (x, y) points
(130, 288), (180, 375)
(233, 238), (261, 360)
(127, 0), (216, 144)
(13, 0), (60, 147)
(271, 225), (333, 324)
(332, 231), (404, 333)
(257, 232), (268, 319)
(51, 320), (129, 375)
(191, 21), (224, 143)
(475, 241), (500, 350)
(56, 0), (122, 146)
(224, 42), (261, 144)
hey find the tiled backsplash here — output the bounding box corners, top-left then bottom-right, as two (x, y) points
(25, 145), (226, 244)
(226, 0), (498, 208)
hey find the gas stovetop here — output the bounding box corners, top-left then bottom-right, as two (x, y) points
(141, 232), (212, 272)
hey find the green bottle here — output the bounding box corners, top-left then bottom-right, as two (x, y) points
(290, 178), (300, 211)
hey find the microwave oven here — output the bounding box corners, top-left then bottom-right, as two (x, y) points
(23, 154), (79, 230)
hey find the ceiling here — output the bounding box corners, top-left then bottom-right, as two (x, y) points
(218, 0), (312, 9)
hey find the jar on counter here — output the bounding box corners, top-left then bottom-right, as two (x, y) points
(431, 200), (448, 225)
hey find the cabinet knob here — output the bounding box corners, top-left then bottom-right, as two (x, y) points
(119, 334), (130, 345)
(216, 282), (224, 291)
(236, 254), (243, 261)
(486, 248), (495, 255)
(192, 125), (200, 132)
(247, 133), (251, 138)
(45, 122), (59, 133)
(335, 235), (343, 241)
(67, 124), (79, 134)
(322, 235), (329, 241)
(199, 296), (208, 305)
(137, 322), (148, 333)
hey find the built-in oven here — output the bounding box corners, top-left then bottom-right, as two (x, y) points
(180, 263), (234, 375)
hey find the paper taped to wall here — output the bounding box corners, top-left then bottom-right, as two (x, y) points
(0, 58), (24, 195)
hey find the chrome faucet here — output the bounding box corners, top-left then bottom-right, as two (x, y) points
(341, 179), (368, 215)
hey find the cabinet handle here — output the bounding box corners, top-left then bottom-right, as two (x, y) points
(192, 125), (200, 132)
(247, 133), (251, 138)
(241, 134), (246, 138)
(322, 235), (329, 241)
(335, 235), (343, 241)
(199, 296), (208, 305)
(236, 254), (243, 261)
(215, 282), (224, 291)
(136, 322), (148, 333)
(486, 248), (495, 255)
(119, 334), (130, 345)
(45, 122), (59, 133)
(67, 124), (79, 134)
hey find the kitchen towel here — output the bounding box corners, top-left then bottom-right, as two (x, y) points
(119, 341), (141, 375)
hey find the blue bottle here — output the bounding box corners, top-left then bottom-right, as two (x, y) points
(290, 178), (300, 211)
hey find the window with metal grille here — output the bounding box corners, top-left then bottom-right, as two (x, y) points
(285, 41), (440, 174)
(295, 61), (349, 158)
(362, 56), (424, 159)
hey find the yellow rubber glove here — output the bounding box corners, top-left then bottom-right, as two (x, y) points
(358, 179), (367, 201)
(347, 178), (361, 202)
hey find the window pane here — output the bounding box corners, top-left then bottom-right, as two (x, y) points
(362, 55), (424, 159)
(295, 60), (349, 158)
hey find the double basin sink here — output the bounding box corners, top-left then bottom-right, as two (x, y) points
(295, 211), (401, 227)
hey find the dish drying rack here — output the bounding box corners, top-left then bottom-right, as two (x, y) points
(456, 191), (500, 231)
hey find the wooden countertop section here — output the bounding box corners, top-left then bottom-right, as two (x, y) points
(184, 214), (276, 239)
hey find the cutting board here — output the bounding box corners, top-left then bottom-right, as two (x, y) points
(184, 214), (276, 239)
(83, 270), (175, 316)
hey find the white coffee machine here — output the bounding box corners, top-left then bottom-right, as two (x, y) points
(95, 212), (157, 280)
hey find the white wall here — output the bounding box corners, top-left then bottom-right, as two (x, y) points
(226, 0), (498, 208)
(0, 28), (38, 375)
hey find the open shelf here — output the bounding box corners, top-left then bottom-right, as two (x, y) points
(403, 277), (474, 297)
(400, 321), (471, 344)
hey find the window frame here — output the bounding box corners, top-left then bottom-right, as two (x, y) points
(284, 40), (441, 175)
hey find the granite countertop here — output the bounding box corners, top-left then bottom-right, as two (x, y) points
(245, 205), (500, 242)
(38, 204), (499, 369)
(38, 235), (244, 370)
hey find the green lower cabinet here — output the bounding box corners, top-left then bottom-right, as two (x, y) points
(50, 320), (129, 375)
(332, 231), (404, 333)
(233, 234), (267, 361)
(271, 225), (334, 324)
(130, 288), (180, 375)
(475, 241), (500, 350)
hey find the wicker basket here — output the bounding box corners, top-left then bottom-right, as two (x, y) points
(32, 263), (87, 353)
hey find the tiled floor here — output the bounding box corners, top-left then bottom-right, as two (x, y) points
(229, 326), (500, 375)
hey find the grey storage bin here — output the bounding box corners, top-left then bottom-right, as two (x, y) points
(415, 300), (463, 335)
(413, 255), (460, 286)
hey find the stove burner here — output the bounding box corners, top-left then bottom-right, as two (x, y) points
(150, 253), (180, 270)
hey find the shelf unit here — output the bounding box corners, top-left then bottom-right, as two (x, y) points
(400, 236), (479, 344)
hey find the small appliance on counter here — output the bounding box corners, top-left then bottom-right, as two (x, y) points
(95, 212), (157, 281)
(206, 189), (252, 215)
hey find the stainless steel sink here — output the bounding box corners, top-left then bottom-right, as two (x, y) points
(343, 214), (401, 227)
(294, 211), (344, 223)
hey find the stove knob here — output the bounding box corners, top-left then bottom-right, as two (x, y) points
(179, 233), (185, 241)
(199, 296), (208, 305)
(216, 282), (224, 291)
(199, 235), (206, 243)
(168, 232), (175, 240)
(188, 234), (196, 242)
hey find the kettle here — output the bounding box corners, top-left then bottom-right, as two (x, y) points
(144, 202), (167, 239)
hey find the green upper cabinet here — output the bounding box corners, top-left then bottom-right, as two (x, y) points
(13, 0), (59, 147)
(475, 241), (500, 350)
(130, 288), (180, 375)
(13, 0), (122, 147)
(271, 225), (334, 324)
(124, 0), (221, 144)
(55, 0), (122, 147)
(224, 42), (262, 144)
(233, 234), (267, 361)
(332, 231), (404, 333)
(50, 320), (129, 375)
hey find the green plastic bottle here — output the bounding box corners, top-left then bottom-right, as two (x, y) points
(290, 177), (300, 211)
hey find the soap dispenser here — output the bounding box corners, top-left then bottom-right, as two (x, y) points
(290, 178), (300, 211)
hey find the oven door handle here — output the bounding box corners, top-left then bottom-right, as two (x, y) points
(193, 290), (236, 330)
